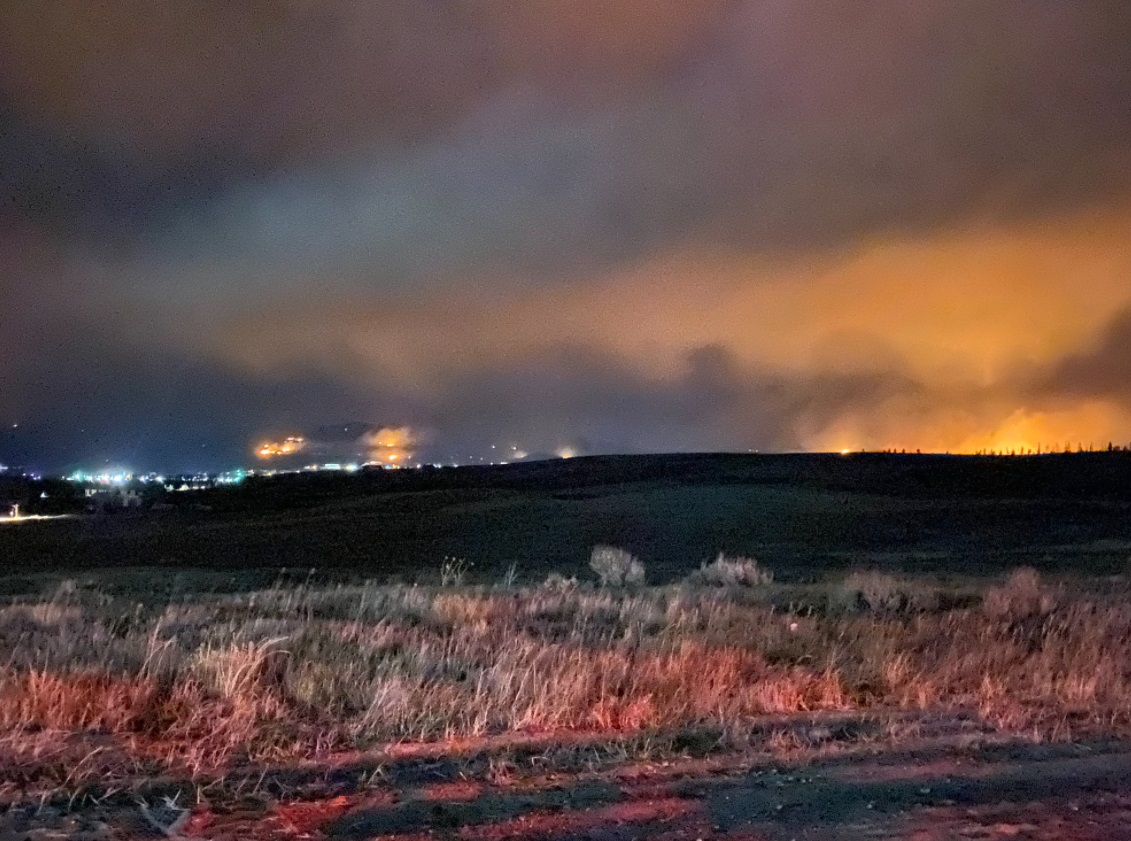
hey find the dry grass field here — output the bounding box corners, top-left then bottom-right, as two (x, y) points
(2, 553), (1130, 824)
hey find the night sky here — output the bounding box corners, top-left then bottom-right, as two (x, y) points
(3, 1), (1131, 471)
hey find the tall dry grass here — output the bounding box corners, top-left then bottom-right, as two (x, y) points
(0, 566), (1128, 779)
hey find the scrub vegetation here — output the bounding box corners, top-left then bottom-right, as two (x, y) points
(2, 557), (1129, 803)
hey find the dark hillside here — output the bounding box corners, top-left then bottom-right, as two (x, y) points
(3, 453), (1131, 591)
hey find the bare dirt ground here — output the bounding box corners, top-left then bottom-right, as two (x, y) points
(5, 736), (1131, 840)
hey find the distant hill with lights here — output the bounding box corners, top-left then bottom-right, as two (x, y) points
(6, 451), (1131, 585)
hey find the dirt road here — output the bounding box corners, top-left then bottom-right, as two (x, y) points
(6, 740), (1130, 840)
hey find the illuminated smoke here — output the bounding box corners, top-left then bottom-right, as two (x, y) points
(364, 426), (415, 467)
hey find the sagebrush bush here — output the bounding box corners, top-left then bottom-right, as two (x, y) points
(542, 571), (580, 592)
(589, 545), (646, 587)
(982, 566), (1057, 621)
(832, 571), (939, 615)
(687, 553), (773, 587)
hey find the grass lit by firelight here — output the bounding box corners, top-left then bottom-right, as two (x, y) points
(1, 557), (1129, 801)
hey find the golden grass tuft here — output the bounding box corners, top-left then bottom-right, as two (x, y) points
(0, 670), (159, 732)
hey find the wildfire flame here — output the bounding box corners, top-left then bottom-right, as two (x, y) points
(256, 436), (306, 459)
(364, 426), (415, 467)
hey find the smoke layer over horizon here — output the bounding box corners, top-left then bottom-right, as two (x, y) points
(3, 1), (1131, 470)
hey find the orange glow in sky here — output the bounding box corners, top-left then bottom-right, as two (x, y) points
(365, 426), (416, 466)
(209, 201), (1131, 456)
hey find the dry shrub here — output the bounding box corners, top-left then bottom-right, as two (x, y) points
(832, 571), (939, 615)
(189, 638), (290, 701)
(589, 546), (646, 587)
(542, 572), (579, 592)
(440, 556), (472, 587)
(687, 553), (773, 587)
(431, 592), (509, 627)
(982, 566), (1057, 621)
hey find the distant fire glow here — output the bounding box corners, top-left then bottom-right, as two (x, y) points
(364, 426), (416, 467)
(811, 401), (1131, 458)
(256, 436), (306, 459)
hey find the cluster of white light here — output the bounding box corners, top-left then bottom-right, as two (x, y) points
(67, 471), (134, 486)
(64, 470), (253, 489)
(301, 463), (364, 472)
(48, 446), (580, 488)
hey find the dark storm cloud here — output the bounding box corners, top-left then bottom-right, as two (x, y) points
(0, 110), (264, 243)
(0, 0), (505, 161)
(3, 1), (1130, 265)
(0, 0), (728, 246)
